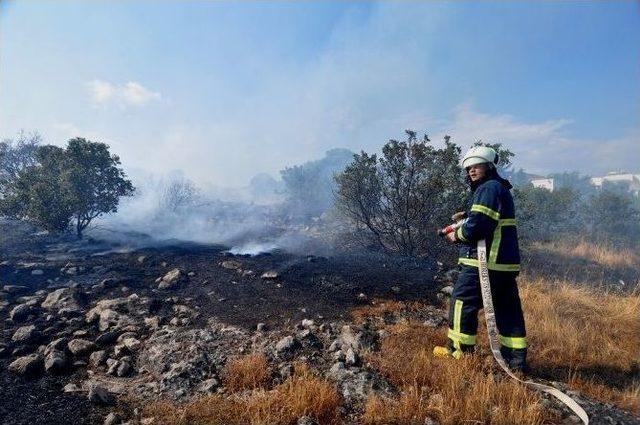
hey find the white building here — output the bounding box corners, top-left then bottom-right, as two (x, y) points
(531, 178), (554, 191)
(590, 172), (640, 196)
(528, 172), (640, 196)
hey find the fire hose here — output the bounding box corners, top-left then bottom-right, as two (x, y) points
(439, 221), (589, 424)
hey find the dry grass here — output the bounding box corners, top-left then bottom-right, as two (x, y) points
(362, 275), (640, 423)
(533, 239), (640, 269)
(350, 299), (426, 324)
(145, 364), (341, 425)
(520, 275), (640, 414)
(363, 324), (555, 425)
(223, 353), (271, 392)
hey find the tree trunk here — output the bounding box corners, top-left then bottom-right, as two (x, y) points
(76, 217), (83, 239)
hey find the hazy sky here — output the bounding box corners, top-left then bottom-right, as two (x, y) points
(1, 1), (638, 186)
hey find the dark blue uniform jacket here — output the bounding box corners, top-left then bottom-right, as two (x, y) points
(455, 175), (521, 273)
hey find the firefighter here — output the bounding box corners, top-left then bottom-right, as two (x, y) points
(433, 146), (528, 372)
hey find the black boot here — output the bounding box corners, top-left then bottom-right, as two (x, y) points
(501, 347), (529, 374)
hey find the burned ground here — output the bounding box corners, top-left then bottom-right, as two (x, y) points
(1, 219), (638, 425)
(0, 220), (438, 424)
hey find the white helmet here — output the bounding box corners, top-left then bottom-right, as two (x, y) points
(461, 146), (499, 169)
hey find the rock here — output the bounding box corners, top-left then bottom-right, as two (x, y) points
(88, 383), (114, 405)
(279, 363), (294, 379)
(106, 359), (120, 375)
(90, 350), (108, 368)
(63, 382), (82, 393)
(96, 330), (121, 346)
(144, 317), (161, 330)
(9, 303), (32, 322)
(104, 412), (121, 425)
(9, 354), (43, 375)
(196, 377), (220, 394)
(261, 270), (279, 279)
(45, 349), (68, 373)
(328, 340), (342, 352)
(220, 260), (242, 270)
(68, 339), (97, 356)
(444, 268), (459, 282)
(122, 337), (141, 352)
(275, 336), (300, 355)
(345, 348), (359, 366)
(116, 361), (131, 377)
(99, 278), (119, 289)
(139, 326), (247, 398)
(137, 255), (148, 264)
(301, 319), (315, 328)
(31, 269), (44, 276)
(158, 268), (183, 289)
(356, 293), (368, 303)
(329, 361), (345, 375)
(42, 288), (82, 312)
(12, 325), (40, 343)
(440, 285), (454, 296)
(3, 285), (28, 295)
(86, 297), (141, 332)
(256, 322), (267, 332)
(45, 338), (69, 355)
(297, 416), (318, 425)
(340, 325), (378, 352)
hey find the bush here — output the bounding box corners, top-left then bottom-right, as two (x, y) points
(513, 185), (581, 243)
(0, 138), (134, 237)
(585, 189), (640, 245)
(334, 131), (466, 258)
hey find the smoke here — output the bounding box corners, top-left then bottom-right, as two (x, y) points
(92, 149), (354, 255)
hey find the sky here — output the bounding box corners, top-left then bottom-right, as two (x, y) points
(1, 1), (639, 187)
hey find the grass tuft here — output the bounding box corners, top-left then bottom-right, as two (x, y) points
(145, 364), (341, 425)
(223, 353), (271, 392)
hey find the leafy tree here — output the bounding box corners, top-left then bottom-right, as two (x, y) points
(585, 189), (640, 244)
(335, 131), (467, 257)
(0, 131), (41, 195)
(513, 185), (580, 242)
(1, 138), (134, 237)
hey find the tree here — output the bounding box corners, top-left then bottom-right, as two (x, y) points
(0, 138), (134, 238)
(335, 131), (467, 257)
(160, 176), (199, 213)
(513, 185), (580, 242)
(0, 131), (41, 195)
(585, 189), (640, 245)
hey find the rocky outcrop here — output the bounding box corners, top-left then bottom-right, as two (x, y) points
(9, 354), (43, 376)
(41, 287), (83, 313)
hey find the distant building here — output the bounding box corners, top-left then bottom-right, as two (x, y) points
(525, 171), (640, 196)
(530, 178), (554, 191)
(590, 172), (640, 197)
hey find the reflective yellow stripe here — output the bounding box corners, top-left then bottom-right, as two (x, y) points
(471, 204), (500, 221)
(458, 258), (520, 272)
(499, 335), (527, 349)
(447, 328), (477, 345)
(454, 299), (463, 333)
(450, 299), (476, 347)
(500, 218), (516, 226)
(455, 226), (467, 242)
(489, 222), (502, 265)
(452, 300), (462, 352)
